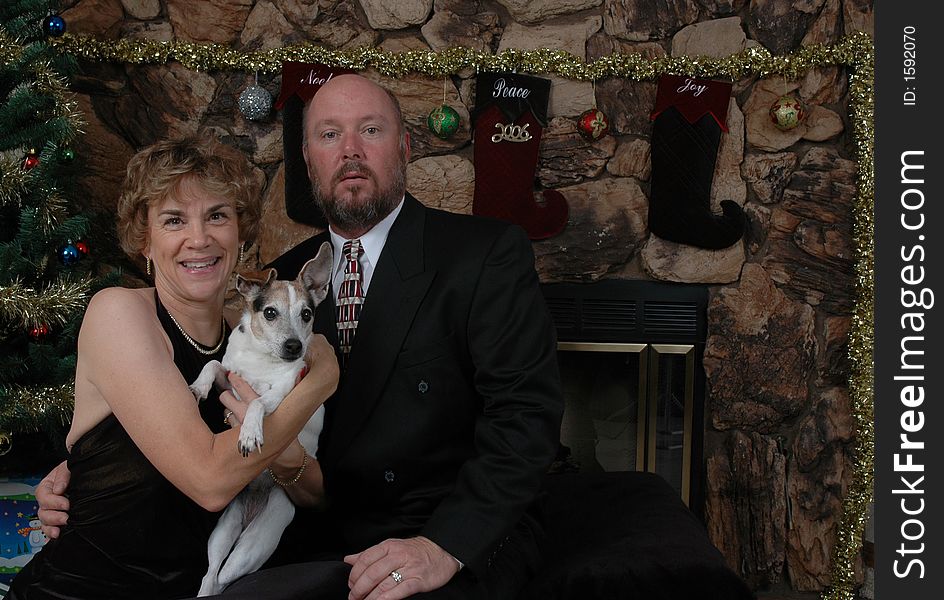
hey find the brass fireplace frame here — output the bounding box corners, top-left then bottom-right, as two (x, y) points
(544, 279), (707, 515)
(557, 341), (697, 506)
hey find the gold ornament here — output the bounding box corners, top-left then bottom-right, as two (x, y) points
(769, 94), (805, 130)
(0, 431), (11, 456)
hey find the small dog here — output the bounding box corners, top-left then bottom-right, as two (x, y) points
(188, 242), (332, 597)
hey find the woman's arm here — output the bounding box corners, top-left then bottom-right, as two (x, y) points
(265, 439), (326, 507)
(77, 288), (338, 512)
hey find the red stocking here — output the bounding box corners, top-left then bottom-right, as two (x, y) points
(472, 73), (568, 240)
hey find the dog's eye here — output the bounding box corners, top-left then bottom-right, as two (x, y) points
(301, 308), (313, 322)
(263, 307), (278, 321)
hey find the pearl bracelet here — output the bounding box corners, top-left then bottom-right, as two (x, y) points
(267, 452), (308, 487)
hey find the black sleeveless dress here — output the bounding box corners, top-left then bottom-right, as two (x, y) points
(9, 292), (230, 599)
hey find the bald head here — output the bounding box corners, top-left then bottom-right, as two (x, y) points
(303, 75), (404, 146)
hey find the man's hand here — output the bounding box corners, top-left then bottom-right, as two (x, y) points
(36, 460), (71, 539)
(344, 536), (460, 600)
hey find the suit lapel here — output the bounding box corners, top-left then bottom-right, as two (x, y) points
(326, 195), (435, 463)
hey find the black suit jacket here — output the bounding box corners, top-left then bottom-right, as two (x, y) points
(268, 195), (563, 577)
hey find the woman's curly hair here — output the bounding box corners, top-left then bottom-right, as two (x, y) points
(116, 133), (262, 257)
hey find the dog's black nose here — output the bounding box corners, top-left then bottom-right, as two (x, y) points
(282, 338), (303, 359)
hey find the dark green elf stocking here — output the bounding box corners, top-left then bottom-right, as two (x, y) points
(648, 74), (745, 249)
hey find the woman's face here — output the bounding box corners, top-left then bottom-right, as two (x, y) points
(144, 177), (240, 306)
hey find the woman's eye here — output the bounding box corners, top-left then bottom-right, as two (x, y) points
(164, 217), (183, 227)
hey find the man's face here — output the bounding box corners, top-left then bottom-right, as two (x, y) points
(302, 75), (410, 236)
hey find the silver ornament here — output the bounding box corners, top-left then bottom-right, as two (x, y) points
(239, 85), (272, 121)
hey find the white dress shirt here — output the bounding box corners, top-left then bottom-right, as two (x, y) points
(328, 198), (404, 298)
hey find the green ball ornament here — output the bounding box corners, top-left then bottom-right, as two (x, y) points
(427, 105), (460, 139)
(60, 147), (75, 162)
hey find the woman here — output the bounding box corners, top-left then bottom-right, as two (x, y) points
(8, 134), (338, 599)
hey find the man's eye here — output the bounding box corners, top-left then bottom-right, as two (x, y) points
(365, 127), (379, 135)
(264, 307), (278, 321)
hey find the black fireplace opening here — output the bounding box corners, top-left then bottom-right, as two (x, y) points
(542, 280), (709, 519)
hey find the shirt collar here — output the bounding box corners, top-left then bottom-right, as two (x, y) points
(328, 197), (405, 281)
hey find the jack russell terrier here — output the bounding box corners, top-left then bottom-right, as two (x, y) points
(188, 241), (332, 596)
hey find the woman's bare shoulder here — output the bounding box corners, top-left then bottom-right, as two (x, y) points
(82, 287), (157, 336)
(86, 286), (152, 313)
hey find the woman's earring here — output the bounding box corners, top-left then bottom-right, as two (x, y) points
(146, 257), (152, 276)
(238, 243), (245, 264)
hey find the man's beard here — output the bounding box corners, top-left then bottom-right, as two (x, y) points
(311, 157), (406, 233)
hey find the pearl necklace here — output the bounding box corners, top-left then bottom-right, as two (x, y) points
(165, 310), (226, 355)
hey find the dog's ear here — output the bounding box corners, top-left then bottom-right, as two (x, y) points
(236, 268), (277, 299)
(298, 242), (333, 305)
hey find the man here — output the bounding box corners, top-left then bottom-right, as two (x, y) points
(38, 74), (563, 600)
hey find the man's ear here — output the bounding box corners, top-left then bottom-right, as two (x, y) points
(403, 130), (411, 163)
(302, 141), (313, 182)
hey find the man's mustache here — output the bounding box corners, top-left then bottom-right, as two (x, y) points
(333, 161), (373, 185)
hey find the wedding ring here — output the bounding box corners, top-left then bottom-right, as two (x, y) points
(223, 410), (234, 426)
(390, 570), (403, 584)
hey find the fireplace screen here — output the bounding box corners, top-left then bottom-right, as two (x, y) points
(558, 342), (696, 505)
(543, 279), (708, 513)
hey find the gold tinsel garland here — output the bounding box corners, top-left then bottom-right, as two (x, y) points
(36, 31), (874, 600)
(822, 37), (874, 600)
(0, 383), (74, 435)
(0, 277), (92, 329)
(0, 28), (23, 68)
(48, 31), (874, 82)
(0, 153), (31, 205)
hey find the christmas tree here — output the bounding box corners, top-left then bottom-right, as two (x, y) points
(0, 1), (112, 468)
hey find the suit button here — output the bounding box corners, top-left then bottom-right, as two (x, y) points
(418, 380), (429, 393)
(384, 469), (395, 483)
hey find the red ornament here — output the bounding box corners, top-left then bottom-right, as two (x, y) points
(75, 240), (90, 255)
(22, 149), (40, 170)
(29, 324), (50, 339)
(577, 108), (610, 140)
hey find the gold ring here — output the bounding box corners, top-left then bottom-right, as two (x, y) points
(223, 410), (234, 425)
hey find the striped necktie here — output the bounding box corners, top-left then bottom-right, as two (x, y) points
(336, 239), (364, 363)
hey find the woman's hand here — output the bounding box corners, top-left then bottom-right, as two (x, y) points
(220, 372), (258, 429)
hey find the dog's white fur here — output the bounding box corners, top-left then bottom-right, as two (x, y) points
(189, 242), (332, 596)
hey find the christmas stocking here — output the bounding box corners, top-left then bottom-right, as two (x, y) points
(648, 74), (745, 249)
(472, 72), (568, 240)
(276, 62), (355, 228)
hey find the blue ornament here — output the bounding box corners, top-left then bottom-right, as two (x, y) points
(60, 243), (81, 265)
(42, 14), (66, 37)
